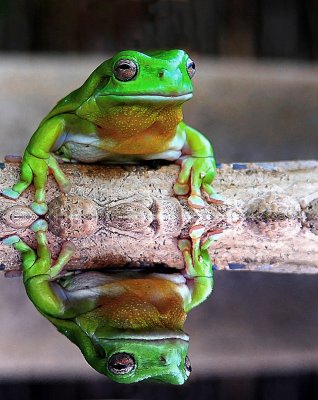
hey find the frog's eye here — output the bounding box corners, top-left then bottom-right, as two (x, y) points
(185, 355), (192, 377)
(186, 58), (196, 79)
(114, 59), (138, 81)
(108, 352), (136, 375)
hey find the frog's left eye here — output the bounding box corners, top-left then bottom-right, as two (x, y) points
(186, 58), (196, 79)
(114, 59), (138, 81)
(108, 352), (136, 375)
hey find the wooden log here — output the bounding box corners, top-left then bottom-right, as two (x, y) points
(0, 160), (318, 275)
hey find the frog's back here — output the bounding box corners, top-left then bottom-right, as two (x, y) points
(39, 57), (112, 126)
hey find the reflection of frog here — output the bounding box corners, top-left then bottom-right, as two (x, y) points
(3, 221), (216, 384)
(2, 50), (221, 215)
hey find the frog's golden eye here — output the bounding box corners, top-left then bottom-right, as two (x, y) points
(108, 352), (136, 375)
(186, 58), (196, 79)
(114, 59), (138, 81)
(185, 355), (192, 376)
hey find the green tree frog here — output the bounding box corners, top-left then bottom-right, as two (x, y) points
(2, 50), (221, 215)
(2, 222), (215, 384)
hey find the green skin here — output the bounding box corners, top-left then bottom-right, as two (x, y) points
(2, 221), (215, 384)
(1, 49), (221, 215)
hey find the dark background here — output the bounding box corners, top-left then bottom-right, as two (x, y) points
(0, 1), (318, 400)
(0, 0), (318, 59)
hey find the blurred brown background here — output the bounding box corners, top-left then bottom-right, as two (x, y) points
(0, 1), (318, 400)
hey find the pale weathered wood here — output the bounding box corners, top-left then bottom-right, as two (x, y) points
(0, 160), (318, 274)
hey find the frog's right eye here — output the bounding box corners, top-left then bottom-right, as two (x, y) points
(108, 352), (136, 375)
(114, 59), (138, 81)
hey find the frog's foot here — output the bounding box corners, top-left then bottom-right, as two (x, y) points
(47, 155), (71, 193)
(31, 219), (48, 233)
(49, 241), (76, 278)
(174, 156), (221, 209)
(1, 188), (21, 200)
(2, 149), (71, 216)
(1, 153), (34, 201)
(2, 235), (21, 246)
(2, 235), (37, 269)
(178, 238), (196, 277)
(31, 202), (48, 216)
(202, 183), (224, 205)
(178, 225), (214, 278)
(201, 228), (223, 251)
(173, 182), (189, 196)
(188, 195), (205, 209)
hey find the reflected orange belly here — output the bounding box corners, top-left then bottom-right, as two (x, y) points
(91, 277), (187, 330)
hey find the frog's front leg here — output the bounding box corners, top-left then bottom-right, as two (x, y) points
(179, 225), (222, 312)
(173, 122), (223, 209)
(1, 116), (71, 215)
(2, 220), (75, 317)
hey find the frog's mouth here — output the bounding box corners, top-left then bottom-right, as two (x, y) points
(94, 329), (189, 342)
(97, 92), (193, 104)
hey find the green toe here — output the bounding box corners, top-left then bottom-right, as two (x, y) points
(173, 182), (189, 195)
(2, 235), (20, 245)
(207, 192), (224, 204)
(31, 219), (48, 232)
(60, 180), (71, 193)
(31, 202), (48, 215)
(178, 239), (191, 252)
(201, 232), (223, 251)
(189, 225), (205, 240)
(188, 195), (206, 209)
(1, 188), (20, 200)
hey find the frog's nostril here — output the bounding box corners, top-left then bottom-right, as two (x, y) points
(158, 70), (165, 78)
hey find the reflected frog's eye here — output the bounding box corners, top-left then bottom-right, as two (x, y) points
(186, 58), (196, 79)
(114, 59), (138, 81)
(108, 352), (136, 375)
(185, 356), (192, 376)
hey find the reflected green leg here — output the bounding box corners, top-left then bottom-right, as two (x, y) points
(178, 236), (213, 312)
(3, 221), (75, 317)
(2, 235), (36, 272)
(178, 225), (219, 311)
(49, 241), (75, 278)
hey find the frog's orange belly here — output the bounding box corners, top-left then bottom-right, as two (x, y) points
(99, 127), (176, 155)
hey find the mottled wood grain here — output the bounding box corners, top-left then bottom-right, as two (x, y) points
(1, 160), (318, 275)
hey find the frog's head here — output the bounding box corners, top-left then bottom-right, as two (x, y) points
(76, 50), (195, 113)
(90, 329), (191, 385)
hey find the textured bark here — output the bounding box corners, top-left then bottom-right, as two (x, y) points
(0, 160), (318, 275)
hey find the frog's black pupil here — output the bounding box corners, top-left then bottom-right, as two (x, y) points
(119, 64), (130, 69)
(190, 62), (195, 69)
(114, 363), (126, 370)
